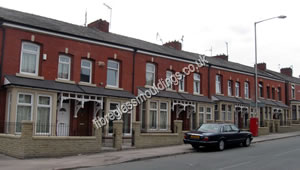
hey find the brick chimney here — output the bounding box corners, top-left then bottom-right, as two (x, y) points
(213, 54), (228, 61)
(163, 41), (182, 50)
(88, 19), (109, 33)
(256, 63), (267, 71)
(280, 67), (293, 77)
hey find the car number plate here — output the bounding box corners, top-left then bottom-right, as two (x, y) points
(190, 135), (200, 139)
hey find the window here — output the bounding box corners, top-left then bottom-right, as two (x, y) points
(199, 106), (205, 124)
(140, 102), (146, 130)
(292, 105), (297, 120)
(278, 87), (282, 101)
(80, 59), (92, 83)
(160, 102), (168, 130)
(16, 93), (33, 133)
(108, 103), (120, 134)
(259, 82), (264, 97)
(214, 104), (219, 120)
(244, 82), (249, 99)
(222, 104), (226, 121)
(179, 73), (185, 92)
(267, 86), (270, 99)
(272, 88), (275, 100)
(5, 93), (12, 133)
(222, 125), (232, 132)
(107, 60), (120, 87)
(58, 55), (71, 80)
(36, 95), (51, 134)
(20, 42), (40, 75)
(235, 82), (240, 97)
(146, 63), (155, 86)
(149, 101), (158, 129)
(206, 107), (212, 120)
(227, 105), (232, 121)
(230, 125), (239, 132)
(228, 80), (232, 96)
(194, 73), (201, 94)
(216, 75), (222, 94)
(292, 85), (295, 99)
(166, 71), (173, 90)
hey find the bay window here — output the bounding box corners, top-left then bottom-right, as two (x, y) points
(206, 107), (212, 120)
(80, 59), (92, 83)
(222, 104), (226, 121)
(149, 101), (158, 129)
(58, 55), (71, 80)
(36, 95), (51, 134)
(159, 102), (168, 129)
(199, 106), (205, 125)
(227, 105), (232, 121)
(194, 73), (201, 94)
(140, 102), (146, 130)
(107, 60), (120, 87)
(20, 42), (40, 75)
(146, 63), (155, 86)
(16, 93), (33, 133)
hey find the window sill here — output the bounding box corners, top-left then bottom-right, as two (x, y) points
(55, 78), (75, 84)
(178, 91), (188, 94)
(78, 82), (96, 87)
(16, 73), (44, 80)
(215, 93), (224, 96)
(166, 89), (176, 92)
(144, 85), (154, 89)
(105, 86), (124, 91)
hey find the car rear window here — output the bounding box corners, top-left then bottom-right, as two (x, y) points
(198, 124), (220, 133)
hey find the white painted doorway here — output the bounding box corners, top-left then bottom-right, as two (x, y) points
(57, 102), (70, 136)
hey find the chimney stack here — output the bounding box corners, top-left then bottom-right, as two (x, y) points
(213, 54), (228, 61)
(163, 40), (182, 50)
(88, 19), (109, 33)
(256, 63), (267, 71)
(280, 67), (293, 77)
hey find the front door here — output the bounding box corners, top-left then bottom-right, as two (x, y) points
(77, 102), (90, 136)
(57, 102), (70, 136)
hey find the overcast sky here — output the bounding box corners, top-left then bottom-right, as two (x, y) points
(1, 0), (299, 77)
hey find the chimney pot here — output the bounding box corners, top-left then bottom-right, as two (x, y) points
(213, 54), (228, 61)
(256, 62), (267, 71)
(88, 19), (109, 33)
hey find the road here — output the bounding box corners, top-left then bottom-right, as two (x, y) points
(80, 136), (300, 170)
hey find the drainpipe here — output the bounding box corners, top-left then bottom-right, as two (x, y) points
(0, 21), (6, 86)
(207, 64), (211, 98)
(131, 49), (137, 94)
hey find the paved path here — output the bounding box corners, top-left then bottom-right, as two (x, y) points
(1, 131), (300, 170)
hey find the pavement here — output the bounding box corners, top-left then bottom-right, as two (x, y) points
(1, 131), (300, 170)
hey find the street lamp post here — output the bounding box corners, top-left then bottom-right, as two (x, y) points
(254, 15), (286, 118)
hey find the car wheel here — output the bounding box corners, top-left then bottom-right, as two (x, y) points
(218, 140), (225, 151)
(243, 137), (251, 147)
(192, 144), (199, 149)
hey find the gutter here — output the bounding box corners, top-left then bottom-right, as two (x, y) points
(0, 20), (6, 86)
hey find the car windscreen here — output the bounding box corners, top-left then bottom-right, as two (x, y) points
(198, 124), (220, 133)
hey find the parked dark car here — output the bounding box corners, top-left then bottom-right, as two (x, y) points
(184, 123), (253, 151)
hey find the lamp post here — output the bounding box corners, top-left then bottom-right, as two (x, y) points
(254, 15), (286, 117)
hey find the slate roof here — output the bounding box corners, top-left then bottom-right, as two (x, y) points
(0, 7), (285, 81)
(212, 95), (241, 103)
(265, 69), (300, 84)
(4, 75), (135, 98)
(138, 87), (212, 103)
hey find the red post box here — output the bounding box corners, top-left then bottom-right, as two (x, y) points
(250, 117), (258, 137)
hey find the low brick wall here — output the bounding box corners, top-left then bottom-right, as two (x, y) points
(278, 124), (300, 133)
(133, 120), (183, 148)
(0, 134), (23, 158)
(258, 127), (269, 136)
(0, 121), (102, 158)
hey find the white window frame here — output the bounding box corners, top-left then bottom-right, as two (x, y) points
(5, 92), (12, 133)
(35, 95), (52, 135)
(179, 73), (185, 92)
(159, 102), (168, 130)
(259, 83), (263, 98)
(58, 55), (71, 80)
(80, 59), (92, 83)
(235, 82), (240, 97)
(108, 102), (120, 135)
(199, 106), (205, 124)
(15, 93), (33, 134)
(146, 63), (156, 86)
(227, 105), (232, 121)
(140, 102), (147, 130)
(19, 42), (40, 76)
(166, 71), (173, 90)
(194, 73), (201, 94)
(149, 101), (158, 130)
(216, 75), (222, 94)
(107, 60), (120, 87)
(206, 107), (212, 120)
(221, 104), (226, 121)
(292, 84), (295, 99)
(244, 82), (249, 99)
(228, 80), (232, 96)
